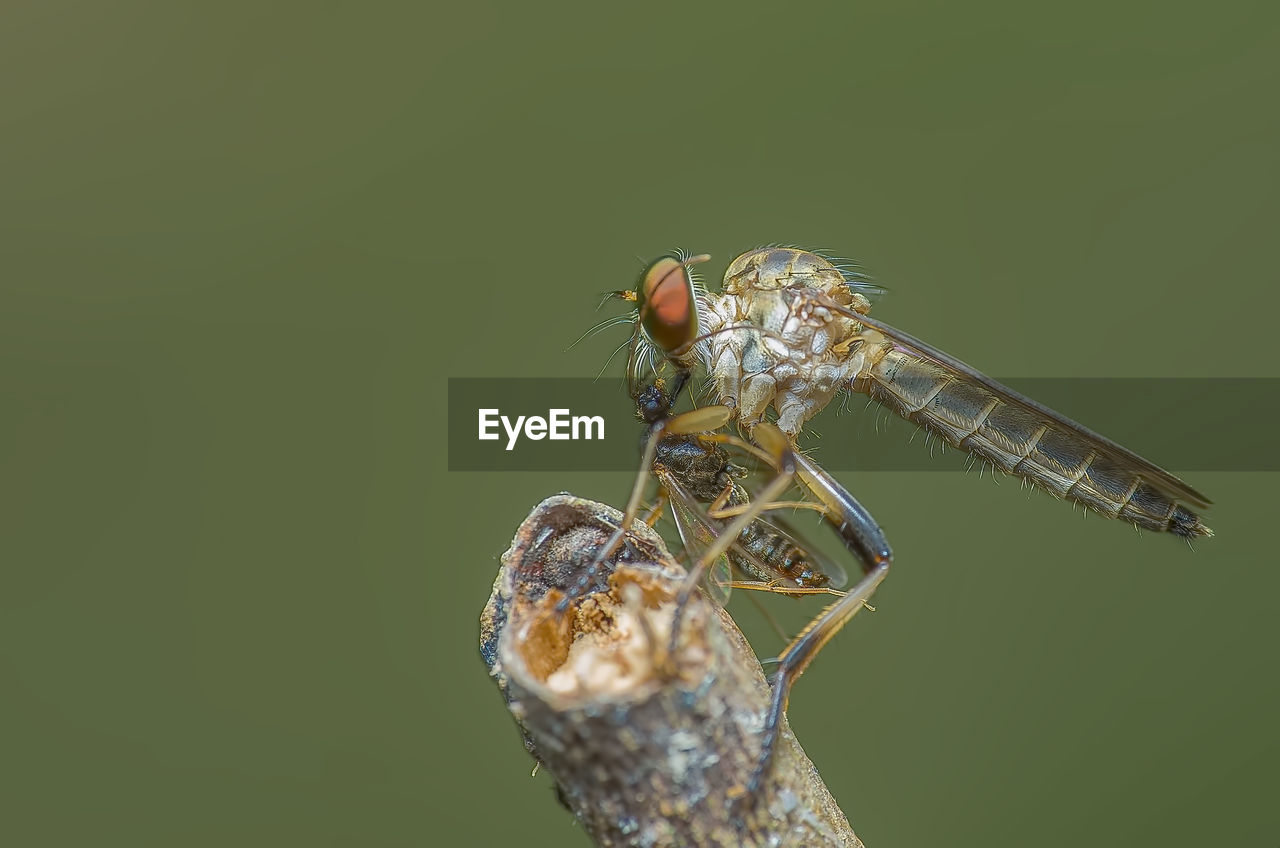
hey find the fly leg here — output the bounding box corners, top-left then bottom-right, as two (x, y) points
(641, 490), (666, 527)
(742, 453), (894, 799)
(555, 398), (734, 614)
(709, 500), (827, 519)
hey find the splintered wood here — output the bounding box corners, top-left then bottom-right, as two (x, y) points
(480, 494), (865, 848)
(542, 572), (698, 699)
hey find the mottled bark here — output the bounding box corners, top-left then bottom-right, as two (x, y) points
(480, 494), (864, 848)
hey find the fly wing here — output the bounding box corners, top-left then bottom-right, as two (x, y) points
(845, 306), (1210, 510)
(661, 472), (734, 607)
(818, 299), (1212, 535)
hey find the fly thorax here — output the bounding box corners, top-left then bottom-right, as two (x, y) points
(654, 436), (730, 503)
(740, 332), (774, 375)
(748, 289), (792, 335)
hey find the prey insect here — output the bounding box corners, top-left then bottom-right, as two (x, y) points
(636, 372), (847, 604)
(615, 247), (1213, 538)
(631, 371), (892, 796)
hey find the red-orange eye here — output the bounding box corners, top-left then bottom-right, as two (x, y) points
(637, 256), (698, 356)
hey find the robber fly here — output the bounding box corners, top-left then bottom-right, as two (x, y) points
(565, 245), (1212, 799)
(616, 248), (1213, 538)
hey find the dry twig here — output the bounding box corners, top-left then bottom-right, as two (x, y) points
(480, 494), (864, 848)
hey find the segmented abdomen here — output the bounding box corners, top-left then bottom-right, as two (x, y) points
(724, 487), (832, 588)
(866, 350), (1211, 537)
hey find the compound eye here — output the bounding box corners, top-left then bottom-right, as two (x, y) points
(637, 256), (698, 356)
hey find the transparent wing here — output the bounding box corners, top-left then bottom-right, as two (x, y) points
(664, 475), (734, 607)
(824, 297), (1212, 512)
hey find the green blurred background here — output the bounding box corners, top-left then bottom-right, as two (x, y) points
(2, 2), (1276, 845)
